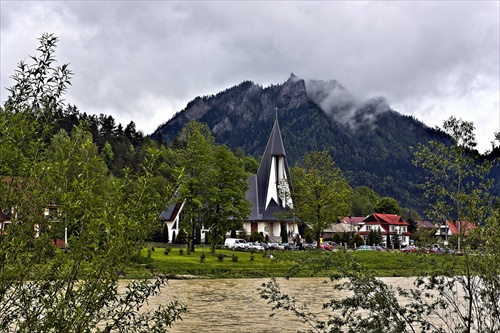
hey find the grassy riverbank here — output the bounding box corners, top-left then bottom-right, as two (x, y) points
(125, 246), (465, 279)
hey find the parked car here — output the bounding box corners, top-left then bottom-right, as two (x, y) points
(302, 243), (316, 250)
(247, 242), (265, 251)
(356, 245), (375, 251)
(256, 242), (270, 251)
(268, 243), (280, 250)
(441, 248), (456, 254)
(319, 243), (334, 251)
(429, 244), (445, 253)
(401, 245), (419, 253)
(224, 238), (249, 250)
(275, 243), (286, 250)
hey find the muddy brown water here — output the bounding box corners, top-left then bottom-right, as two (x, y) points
(140, 277), (416, 332)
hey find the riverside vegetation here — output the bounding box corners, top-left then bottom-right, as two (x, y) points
(130, 246), (467, 279)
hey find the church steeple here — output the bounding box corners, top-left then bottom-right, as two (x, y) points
(256, 116), (292, 215)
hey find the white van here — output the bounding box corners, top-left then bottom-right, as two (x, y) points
(224, 238), (248, 250)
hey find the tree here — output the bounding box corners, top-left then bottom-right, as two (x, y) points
(280, 224), (288, 243)
(351, 186), (380, 216)
(175, 121), (216, 252)
(243, 154), (259, 173)
(374, 197), (402, 215)
(366, 229), (383, 246)
(0, 34), (185, 332)
(350, 233), (364, 247)
(414, 116), (494, 250)
(291, 151), (352, 249)
(174, 121), (250, 253)
(202, 144), (251, 253)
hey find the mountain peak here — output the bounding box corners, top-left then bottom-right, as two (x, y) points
(279, 74), (307, 109)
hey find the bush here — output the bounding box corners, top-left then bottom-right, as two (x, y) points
(351, 233), (364, 248)
(249, 231), (264, 242)
(200, 252), (206, 263)
(231, 254), (239, 262)
(163, 248), (171, 255)
(217, 253), (224, 262)
(179, 249), (184, 255)
(250, 254), (254, 261)
(175, 229), (187, 244)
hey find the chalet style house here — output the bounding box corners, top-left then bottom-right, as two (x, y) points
(159, 117), (296, 243)
(357, 213), (411, 247)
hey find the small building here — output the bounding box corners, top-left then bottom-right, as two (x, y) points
(415, 220), (437, 230)
(340, 216), (367, 233)
(322, 221), (353, 241)
(358, 213), (411, 247)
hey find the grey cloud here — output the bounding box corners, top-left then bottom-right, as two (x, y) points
(1, 1), (498, 152)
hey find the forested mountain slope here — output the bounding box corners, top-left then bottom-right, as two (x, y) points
(152, 74), (499, 215)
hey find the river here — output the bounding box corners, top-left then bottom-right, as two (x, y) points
(143, 277), (416, 332)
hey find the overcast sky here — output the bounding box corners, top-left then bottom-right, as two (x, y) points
(1, 1), (499, 153)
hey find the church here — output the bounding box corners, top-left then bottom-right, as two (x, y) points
(159, 117), (297, 244)
(243, 117), (297, 243)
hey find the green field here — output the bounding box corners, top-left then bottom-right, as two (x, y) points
(126, 246), (465, 279)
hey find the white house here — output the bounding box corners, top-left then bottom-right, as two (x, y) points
(357, 213), (411, 247)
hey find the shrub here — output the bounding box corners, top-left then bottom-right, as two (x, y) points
(179, 249), (184, 255)
(249, 231), (264, 242)
(163, 248), (171, 255)
(231, 254), (239, 262)
(250, 254), (254, 261)
(351, 233), (365, 248)
(200, 252), (206, 263)
(217, 253), (224, 262)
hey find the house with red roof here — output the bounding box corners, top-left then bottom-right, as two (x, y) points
(358, 213), (411, 247)
(434, 220), (477, 241)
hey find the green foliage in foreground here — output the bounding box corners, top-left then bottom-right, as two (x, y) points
(131, 247), (465, 279)
(1, 33), (186, 333)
